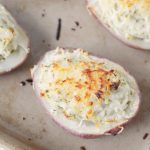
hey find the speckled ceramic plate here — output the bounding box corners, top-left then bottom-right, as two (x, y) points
(0, 0), (150, 150)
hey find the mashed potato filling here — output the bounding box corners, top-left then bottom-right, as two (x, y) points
(34, 48), (139, 134)
(87, 0), (150, 48)
(0, 4), (29, 61)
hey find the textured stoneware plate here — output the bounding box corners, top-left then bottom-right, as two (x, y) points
(0, 0), (150, 150)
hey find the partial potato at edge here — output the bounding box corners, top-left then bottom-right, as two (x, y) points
(86, 0), (150, 51)
(0, 4), (29, 75)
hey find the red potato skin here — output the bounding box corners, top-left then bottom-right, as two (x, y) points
(0, 5), (30, 75)
(86, 0), (150, 51)
(32, 49), (141, 139)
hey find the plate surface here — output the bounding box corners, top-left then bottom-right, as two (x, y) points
(0, 0), (150, 150)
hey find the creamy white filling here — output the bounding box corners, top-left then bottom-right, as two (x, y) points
(33, 48), (140, 134)
(87, 0), (150, 49)
(0, 4), (29, 61)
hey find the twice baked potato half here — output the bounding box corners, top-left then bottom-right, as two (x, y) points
(87, 0), (150, 50)
(32, 47), (140, 138)
(0, 4), (29, 74)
